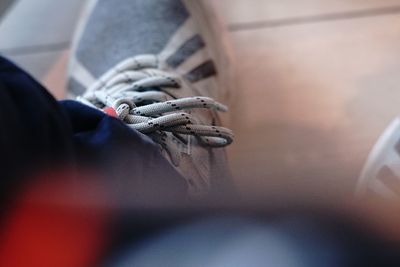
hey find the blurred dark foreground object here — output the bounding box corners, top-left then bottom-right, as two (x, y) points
(0, 56), (188, 213)
(102, 202), (400, 267)
(3, 180), (400, 267)
(1, 164), (399, 267)
(0, 55), (185, 266)
(0, 57), (400, 267)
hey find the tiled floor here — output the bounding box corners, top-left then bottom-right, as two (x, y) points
(2, 0), (400, 200)
(0, 0), (87, 97)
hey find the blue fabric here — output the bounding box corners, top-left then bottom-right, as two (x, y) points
(0, 56), (187, 208)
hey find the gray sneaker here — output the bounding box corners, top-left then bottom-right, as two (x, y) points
(68, 0), (235, 196)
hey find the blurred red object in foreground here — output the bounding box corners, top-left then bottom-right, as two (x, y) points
(0, 168), (112, 267)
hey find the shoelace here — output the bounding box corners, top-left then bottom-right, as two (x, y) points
(77, 54), (233, 147)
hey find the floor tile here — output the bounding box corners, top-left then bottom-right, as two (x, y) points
(42, 50), (70, 99)
(0, 0), (86, 49)
(6, 50), (65, 83)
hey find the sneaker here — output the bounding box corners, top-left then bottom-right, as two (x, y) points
(357, 117), (400, 199)
(67, 0), (235, 196)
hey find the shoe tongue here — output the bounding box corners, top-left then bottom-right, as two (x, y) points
(73, 0), (189, 78)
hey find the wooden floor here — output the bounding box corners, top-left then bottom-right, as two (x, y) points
(212, 0), (400, 199)
(3, 0), (400, 200)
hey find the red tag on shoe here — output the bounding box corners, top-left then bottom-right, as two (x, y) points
(102, 107), (118, 118)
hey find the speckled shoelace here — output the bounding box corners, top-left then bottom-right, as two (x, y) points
(77, 54), (233, 147)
